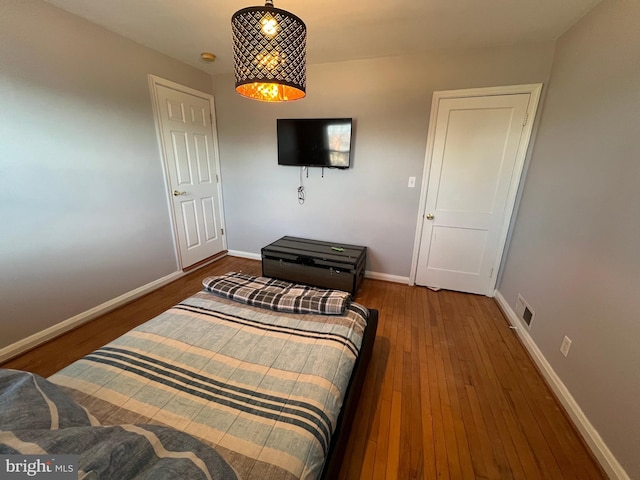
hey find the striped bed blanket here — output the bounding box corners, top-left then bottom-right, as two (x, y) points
(0, 369), (237, 480)
(49, 289), (369, 480)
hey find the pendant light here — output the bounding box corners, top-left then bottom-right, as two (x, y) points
(231, 0), (306, 102)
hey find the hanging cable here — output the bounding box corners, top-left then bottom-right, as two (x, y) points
(298, 167), (305, 204)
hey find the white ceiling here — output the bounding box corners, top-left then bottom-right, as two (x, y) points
(43, 0), (602, 75)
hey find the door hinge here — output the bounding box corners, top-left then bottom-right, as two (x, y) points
(523, 112), (529, 127)
(216, 174), (219, 183)
(210, 113), (213, 124)
(489, 267), (494, 278)
(221, 228), (224, 235)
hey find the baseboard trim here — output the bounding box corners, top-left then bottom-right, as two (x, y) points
(0, 271), (184, 364)
(494, 290), (630, 480)
(364, 271), (410, 284)
(227, 250), (262, 261)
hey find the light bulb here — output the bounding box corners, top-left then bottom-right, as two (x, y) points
(261, 18), (278, 36)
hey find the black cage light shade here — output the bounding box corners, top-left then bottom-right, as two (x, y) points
(231, 0), (306, 102)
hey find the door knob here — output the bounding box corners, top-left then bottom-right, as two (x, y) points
(426, 213), (435, 220)
(173, 190), (187, 196)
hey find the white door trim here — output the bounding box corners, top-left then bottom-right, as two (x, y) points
(148, 74), (227, 270)
(409, 83), (543, 290)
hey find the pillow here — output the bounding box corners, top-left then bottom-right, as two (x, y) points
(0, 368), (99, 430)
(202, 272), (351, 315)
(1, 424), (238, 480)
(0, 370), (237, 479)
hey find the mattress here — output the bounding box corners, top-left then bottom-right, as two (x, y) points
(49, 284), (369, 480)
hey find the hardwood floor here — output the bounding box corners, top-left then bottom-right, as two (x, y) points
(2, 256), (606, 479)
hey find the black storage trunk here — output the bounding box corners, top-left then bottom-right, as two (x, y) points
(261, 236), (367, 296)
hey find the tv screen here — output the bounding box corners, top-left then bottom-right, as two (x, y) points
(277, 118), (353, 168)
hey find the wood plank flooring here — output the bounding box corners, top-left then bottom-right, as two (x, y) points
(2, 256), (606, 479)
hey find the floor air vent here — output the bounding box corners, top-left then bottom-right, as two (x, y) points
(515, 294), (535, 328)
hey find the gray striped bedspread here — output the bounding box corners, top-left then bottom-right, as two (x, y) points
(49, 290), (369, 480)
(0, 369), (237, 480)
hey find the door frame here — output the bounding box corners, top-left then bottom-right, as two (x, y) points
(409, 84), (543, 293)
(148, 74), (227, 270)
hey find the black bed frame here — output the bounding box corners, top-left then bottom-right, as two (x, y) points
(321, 308), (379, 479)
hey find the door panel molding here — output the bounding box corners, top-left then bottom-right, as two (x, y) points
(409, 84), (542, 295)
(148, 75), (227, 269)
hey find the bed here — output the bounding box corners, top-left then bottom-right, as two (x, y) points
(0, 272), (377, 479)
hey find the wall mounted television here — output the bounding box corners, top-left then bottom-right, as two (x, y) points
(277, 118), (353, 169)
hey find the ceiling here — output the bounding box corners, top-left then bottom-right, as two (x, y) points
(43, 0), (602, 76)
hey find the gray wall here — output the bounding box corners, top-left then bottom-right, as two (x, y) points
(0, 0), (213, 348)
(213, 44), (555, 276)
(497, 0), (640, 477)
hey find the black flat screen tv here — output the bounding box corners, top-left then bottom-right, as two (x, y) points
(277, 118), (353, 169)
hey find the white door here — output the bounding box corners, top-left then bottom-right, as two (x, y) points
(414, 86), (540, 295)
(152, 79), (225, 269)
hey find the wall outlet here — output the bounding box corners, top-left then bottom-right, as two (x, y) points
(560, 336), (572, 357)
(515, 294), (535, 329)
(408, 176), (416, 188)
